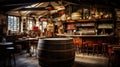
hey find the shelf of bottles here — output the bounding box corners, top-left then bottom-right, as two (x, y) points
(64, 6), (114, 35)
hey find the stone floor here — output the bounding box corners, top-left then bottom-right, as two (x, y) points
(75, 54), (108, 67)
(14, 53), (108, 67)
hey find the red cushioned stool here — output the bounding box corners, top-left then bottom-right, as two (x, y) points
(102, 43), (108, 56)
(92, 43), (99, 55)
(73, 38), (82, 54)
(82, 41), (88, 54)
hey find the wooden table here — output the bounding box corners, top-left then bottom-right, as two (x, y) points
(26, 38), (38, 56)
(0, 42), (14, 49)
(0, 42), (13, 45)
(17, 37), (39, 56)
(0, 42), (14, 50)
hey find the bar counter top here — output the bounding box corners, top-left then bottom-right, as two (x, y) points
(57, 34), (113, 37)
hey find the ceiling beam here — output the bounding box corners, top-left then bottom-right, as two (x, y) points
(0, 0), (120, 12)
(15, 7), (47, 11)
(0, 0), (59, 6)
(0, 0), (119, 7)
(0, 0), (120, 6)
(0, 0), (79, 6)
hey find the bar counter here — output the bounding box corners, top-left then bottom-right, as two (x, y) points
(57, 34), (116, 45)
(57, 34), (112, 37)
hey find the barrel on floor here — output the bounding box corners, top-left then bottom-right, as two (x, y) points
(38, 38), (75, 67)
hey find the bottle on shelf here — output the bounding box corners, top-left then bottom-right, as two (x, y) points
(100, 29), (106, 35)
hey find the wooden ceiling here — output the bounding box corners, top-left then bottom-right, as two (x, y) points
(0, 0), (120, 13)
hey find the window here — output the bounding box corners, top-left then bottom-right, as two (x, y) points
(27, 18), (47, 32)
(41, 21), (47, 32)
(27, 19), (33, 30)
(8, 16), (20, 32)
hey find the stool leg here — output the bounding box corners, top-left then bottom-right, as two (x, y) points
(77, 45), (80, 54)
(97, 46), (99, 56)
(82, 45), (85, 55)
(13, 54), (16, 66)
(93, 46), (95, 56)
(6, 55), (12, 67)
(10, 52), (16, 66)
(86, 45), (89, 55)
(74, 44), (79, 54)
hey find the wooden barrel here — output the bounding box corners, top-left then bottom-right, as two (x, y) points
(71, 12), (81, 20)
(38, 38), (75, 67)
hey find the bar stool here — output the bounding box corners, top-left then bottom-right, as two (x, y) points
(102, 43), (108, 56)
(82, 41), (88, 54)
(0, 46), (8, 67)
(108, 45), (114, 67)
(92, 43), (99, 55)
(73, 38), (82, 54)
(6, 47), (16, 67)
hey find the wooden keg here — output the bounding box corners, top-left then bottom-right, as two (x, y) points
(71, 12), (81, 20)
(38, 38), (75, 67)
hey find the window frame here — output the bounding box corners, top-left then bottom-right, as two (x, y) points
(8, 15), (20, 33)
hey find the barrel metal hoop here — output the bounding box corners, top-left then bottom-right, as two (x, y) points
(43, 42), (73, 45)
(38, 48), (76, 52)
(38, 57), (75, 62)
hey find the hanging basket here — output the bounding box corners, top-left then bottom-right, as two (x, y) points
(58, 10), (65, 14)
(47, 7), (53, 11)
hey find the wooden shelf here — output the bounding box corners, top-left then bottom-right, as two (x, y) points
(97, 19), (113, 21)
(65, 19), (96, 23)
(76, 26), (95, 28)
(97, 28), (113, 29)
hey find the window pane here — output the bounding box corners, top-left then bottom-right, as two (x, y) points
(27, 19), (33, 30)
(8, 16), (20, 32)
